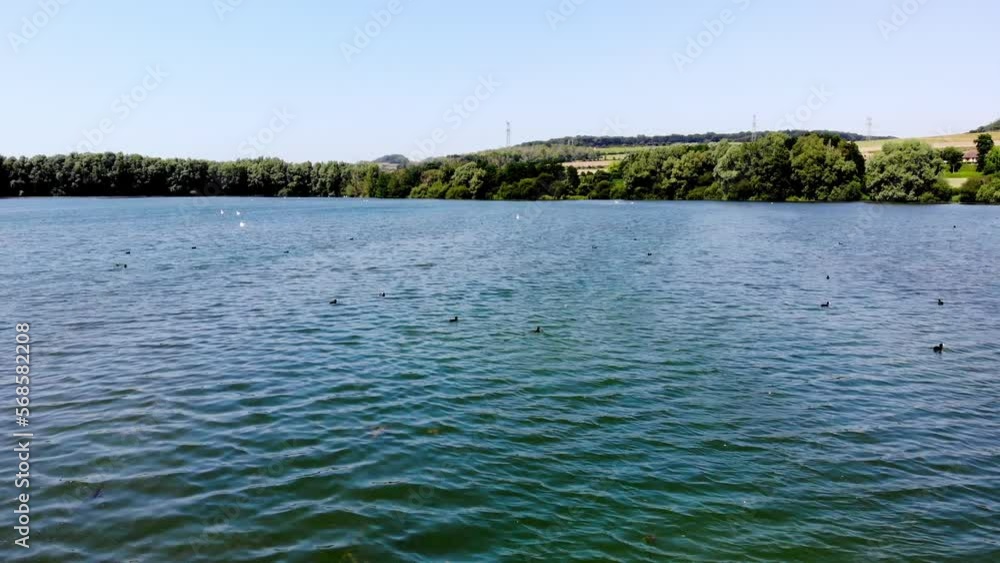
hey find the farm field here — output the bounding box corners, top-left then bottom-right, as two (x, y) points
(857, 131), (999, 157)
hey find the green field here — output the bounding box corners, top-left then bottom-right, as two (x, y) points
(944, 164), (984, 180)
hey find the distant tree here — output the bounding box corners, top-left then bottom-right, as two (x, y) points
(566, 166), (580, 196)
(939, 147), (965, 173)
(866, 141), (946, 202)
(791, 135), (863, 201)
(0, 156), (9, 197)
(984, 147), (1000, 176)
(976, 134), (995, 172)
(976, 176), (1000, 204)
(450, 162), (486, 199)
(714, 134), (792, 201)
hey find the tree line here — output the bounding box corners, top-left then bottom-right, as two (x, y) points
(2, 133), (998, 203)
(519, 130), (883, 149)
(0, 147), (595, 201)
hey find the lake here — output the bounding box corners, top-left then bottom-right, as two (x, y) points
(1, 198), (998, 562)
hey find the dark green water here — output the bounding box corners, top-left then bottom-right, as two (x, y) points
(1, 198), (998, 562)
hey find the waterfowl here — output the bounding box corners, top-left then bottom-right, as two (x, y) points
(821, 302), (830, 308)
(191, 246), (198, 250)
(533, 326), (543, 334)
(826, 275), (830, 280)
(449, 316), (459, 323)
(933, 343), (944, 354)
(938, 299), (944, 306)
(330, 299), (338, 305)
(380, 292), (386, 298)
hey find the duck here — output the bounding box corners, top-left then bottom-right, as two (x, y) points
(380, 292), (386, 298)
(449, 316), (459, 323)
(820, 302), (830, 308)
(533, 326), (543, 334)
(938, 299), (944, 306)
(933, 343), (944, 354)
(330, 299), (338, 305)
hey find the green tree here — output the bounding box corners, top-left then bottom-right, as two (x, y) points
(450, 162), (486, 199)
(0, 156), (9, 198)
(976, 176), (1000, 204)
(983, 146), (1000, 176)
(566, 166), (580, 196)
(976, 134), (995, 172)
(714, 134), (792, 201)
(790, 135), (862, 201)
(939, 147), (965, 173)
(866, 141), (946, 202)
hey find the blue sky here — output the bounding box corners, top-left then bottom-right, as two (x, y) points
(1, 0), (996, 162)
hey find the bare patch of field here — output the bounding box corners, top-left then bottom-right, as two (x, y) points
(563, 160), (614, 174)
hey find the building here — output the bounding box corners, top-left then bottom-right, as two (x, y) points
(963, 149), (979, 164)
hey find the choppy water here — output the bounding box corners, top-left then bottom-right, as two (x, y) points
(1, 198), (999, 562)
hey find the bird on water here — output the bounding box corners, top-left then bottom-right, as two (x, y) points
(449, 316), (459, 323)
(938, 299), (944, 306)
(330, 299), (338, 305)
(533, 326), (543, 334)
(821, 302), (830, 308)
(933, 343), (944, 354)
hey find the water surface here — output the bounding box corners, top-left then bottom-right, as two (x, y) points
(1, 198), (998, 561)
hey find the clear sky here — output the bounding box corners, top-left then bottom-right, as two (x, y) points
(2, 0), (997, 163)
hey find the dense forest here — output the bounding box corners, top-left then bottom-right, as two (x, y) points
(519, 130), (886, 149)
(3, 133), (999, 203)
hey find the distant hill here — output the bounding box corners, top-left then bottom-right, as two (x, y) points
(373, 154), (410, 166)
(518, 130), (888, 149)
(971, 118), (1000, 133)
